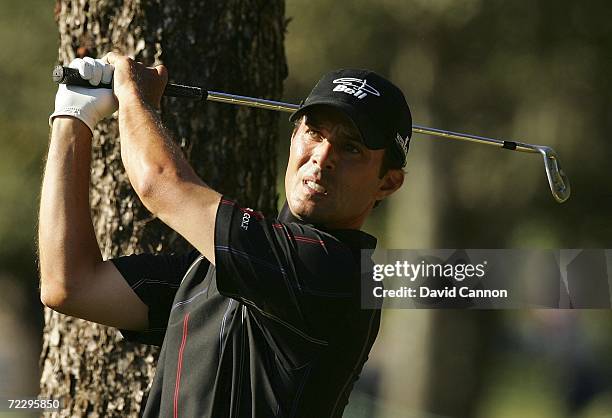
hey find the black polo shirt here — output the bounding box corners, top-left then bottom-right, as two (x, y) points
(112, 198), (380, 418)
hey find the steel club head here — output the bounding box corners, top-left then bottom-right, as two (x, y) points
(536, 146), (571, 203)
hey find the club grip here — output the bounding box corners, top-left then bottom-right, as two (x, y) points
(163, 83), (207, 100)
(52, 65), (112, 88)
(52, 65), (206, 100)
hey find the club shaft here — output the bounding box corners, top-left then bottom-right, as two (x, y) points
(52, 66), (539, 153)
(207, 91), (300, 113)
(181, 85), (569, 203)
(52, 65), (569, 202)
(205, 89), (538, 154)
(410, 126), (537, 154)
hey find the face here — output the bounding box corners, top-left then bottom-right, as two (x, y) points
(284, 106), (404, 229)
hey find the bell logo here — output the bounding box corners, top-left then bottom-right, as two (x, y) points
(332, 78), (380, 99)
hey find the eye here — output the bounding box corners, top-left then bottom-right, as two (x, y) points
(305, 128), (322, 141)
(344, 143), (361, 154)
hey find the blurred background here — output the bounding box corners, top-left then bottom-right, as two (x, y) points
(1, 0), (611, 417)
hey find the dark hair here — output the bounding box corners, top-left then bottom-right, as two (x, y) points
(373, 147), (405, 208)
(378, 146), (404, 179)
(291, 115), (304, 134)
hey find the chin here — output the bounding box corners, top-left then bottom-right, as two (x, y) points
(289, 198), (326, 222)
(291, 204), (318, 221)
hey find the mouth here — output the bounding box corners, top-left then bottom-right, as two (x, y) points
(302, 178), (328, 196)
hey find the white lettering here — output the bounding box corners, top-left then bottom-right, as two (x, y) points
(240, 212), (251, 230)
(459, 287), (507, 298)
(419, 286), (457, 298)
(372, 265), (384, 281)
(332, 77), (381, 99)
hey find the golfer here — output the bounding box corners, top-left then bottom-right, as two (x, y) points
(39, 53), (411, 417)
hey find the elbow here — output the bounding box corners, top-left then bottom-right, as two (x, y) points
(39, 280), (70, 311)
(132, 164), (163, 201)
(133, 164), (182, 215)
(39, 268), (77, 313)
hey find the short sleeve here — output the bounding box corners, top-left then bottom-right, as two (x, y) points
(111, 249), (203, 346)
(214, 197), (360, 332)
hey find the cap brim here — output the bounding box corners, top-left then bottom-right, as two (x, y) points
(289, 100), (386, 150)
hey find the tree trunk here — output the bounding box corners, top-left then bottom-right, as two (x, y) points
(40, 1), (287, 416)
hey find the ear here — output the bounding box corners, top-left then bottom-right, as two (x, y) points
(375, 169), (404, 201)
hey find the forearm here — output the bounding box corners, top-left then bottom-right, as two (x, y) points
(38, 118), (102, 304)
(108, 54), (220, 263)
(117, 94), (203, 207)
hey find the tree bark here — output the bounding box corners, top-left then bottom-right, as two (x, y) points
(40, 1), (287, 416)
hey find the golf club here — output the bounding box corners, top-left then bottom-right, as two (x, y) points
(53, 65), (571, 203)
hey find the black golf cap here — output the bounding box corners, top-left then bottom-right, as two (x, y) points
(290, 69), (412, 167)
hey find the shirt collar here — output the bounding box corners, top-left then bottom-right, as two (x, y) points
(278, 202), (377, 250)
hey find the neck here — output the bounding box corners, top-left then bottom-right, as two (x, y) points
(320, 215), (365, 230)
(279, 202), (369, 230)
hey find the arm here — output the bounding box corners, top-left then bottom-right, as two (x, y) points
(107, 53), (221, 264)
(39, 116), (148, 331)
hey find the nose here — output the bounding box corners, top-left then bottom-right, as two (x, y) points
(311, 140), (336, 170)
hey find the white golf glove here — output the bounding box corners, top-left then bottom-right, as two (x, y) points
(49, 57), (118, 133)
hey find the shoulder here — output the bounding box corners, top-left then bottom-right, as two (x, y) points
(215, 197), (376, 297)
(279, 223), (373, 298)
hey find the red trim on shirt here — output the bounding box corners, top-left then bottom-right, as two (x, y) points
(294, 236), (327, 248)
(174, 312), (190, 418)
(235, 206), (264, 220)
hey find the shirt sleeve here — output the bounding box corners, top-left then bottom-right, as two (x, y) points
(110, 249), (203, 346)
(214, 197), (360, 335)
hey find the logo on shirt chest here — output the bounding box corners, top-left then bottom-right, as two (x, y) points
(240, 209), (252, 230)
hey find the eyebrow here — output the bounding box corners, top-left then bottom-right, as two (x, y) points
(303, 115), (324, 129)
(338, 133), (363, 148)
(304, 115), (362, 142)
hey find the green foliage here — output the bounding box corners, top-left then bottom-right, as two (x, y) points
(0, 0), (56, 275)
(282, 2), (612, 417)
(284, 0), (612, 248)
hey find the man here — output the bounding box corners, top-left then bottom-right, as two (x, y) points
(39, 53), (411, 417)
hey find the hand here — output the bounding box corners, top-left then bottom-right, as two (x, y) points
(104, 52), (168, 109)
(49, 57), (118, 134)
